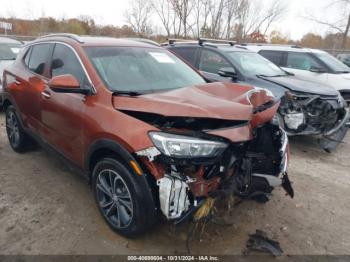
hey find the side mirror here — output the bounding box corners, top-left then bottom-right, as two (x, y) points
(48, 74), (90, 94)
(310, 66), (326, 73)
(218, 67), (237, 79)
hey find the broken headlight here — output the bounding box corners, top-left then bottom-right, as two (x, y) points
(149, 132), (228, 158)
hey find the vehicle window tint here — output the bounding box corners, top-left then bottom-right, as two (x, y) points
(172, 47), (197, 66)
(51, 44), (88, 87)
(24, 47), (31, 66)
(199, 49), (231, 74)
(28, 44), (51, 76)
(286, 52), (322, 71)
(259, 50), (283, 66)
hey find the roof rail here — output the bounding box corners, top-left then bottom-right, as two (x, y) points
(198, 38), (236, 46)
(167, 38), (197, 45)
(122, 38), (160, 47)
(241, 43), (302, 48)
(38, 33), (84, 43)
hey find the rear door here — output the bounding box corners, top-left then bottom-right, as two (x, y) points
(198, 48), (235, 82)
(16, 43), (53, 132)
(40, 43), (92, 165)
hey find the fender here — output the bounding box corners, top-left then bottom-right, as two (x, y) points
(86, 138), (147, 180)
(85, 138), (158, 215)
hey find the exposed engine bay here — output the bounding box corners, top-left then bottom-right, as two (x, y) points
(136, 121), (292, 222)
(279, 92), (349, 151)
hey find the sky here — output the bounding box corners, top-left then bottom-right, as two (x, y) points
(0, 0), (346, 40)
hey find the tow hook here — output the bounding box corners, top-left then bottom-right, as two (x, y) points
(281, 173), (294, 198)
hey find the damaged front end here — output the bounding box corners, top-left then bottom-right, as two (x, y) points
(279, 91), (349, 151)
(135, 112), (292, 223)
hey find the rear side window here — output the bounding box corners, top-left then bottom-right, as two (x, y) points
(27, 44), (51, 76)
(259, 50), (284, 66)
(171, 47), (197, 66)
(199, 49), (231, 74)
(50, 44), (88, 87)
(286, 52), (323, 71)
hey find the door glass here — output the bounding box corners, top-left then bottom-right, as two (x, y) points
(51, 44), (88, 87)
(28, 44), (51, 76)
(199, 49), (231, 74)
(259, 50), (284, 66)
(286, 52), (322, 71)
(172, 47), (197, 66)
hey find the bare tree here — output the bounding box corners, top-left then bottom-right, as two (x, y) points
(233, 0), (286, 41)
(125, 0), (153, 36)
(152, 0), (174, 36)
(170, 0), (195, 37)
(306, 0), (350, 48)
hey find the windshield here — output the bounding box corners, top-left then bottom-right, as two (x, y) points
(0, 43), (21, 60)
(314, 52), (350, 73)
(84, 47), (206, 93)
(227, 51), (287, 77)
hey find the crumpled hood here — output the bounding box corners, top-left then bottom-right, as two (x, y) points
(113, 82), (273, 121)
(260, 75), (339, 96)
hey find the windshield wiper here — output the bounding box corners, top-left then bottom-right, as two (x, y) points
(335, 71), (350, 74)
(257, 74), (285, 78)
(112, 90), (142, 96)
(0, 58), (16, 61)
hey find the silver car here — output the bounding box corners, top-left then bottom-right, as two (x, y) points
(0, 37), (22, 108)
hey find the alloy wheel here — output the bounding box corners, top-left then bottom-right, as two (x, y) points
(96, 169), (134, 229)
(6, 111), (20, 148)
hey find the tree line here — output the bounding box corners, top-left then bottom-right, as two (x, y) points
(0, 0), (349, 50)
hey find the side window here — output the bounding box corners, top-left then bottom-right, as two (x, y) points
(24, 47), (32, 66)
(50, 44), (88, 87)
(172, 47), (197, 66)
(27, 44), (51, 76)
(286, 52), (323, 71)
(199, 49), (231, 74)
(259, 50), (284, 66)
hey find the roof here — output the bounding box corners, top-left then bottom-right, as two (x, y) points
(166, 42), (252, 52)
(32, 34), (161, 48)
(0, 36), (22, 44)
(240, 44), (327, 54)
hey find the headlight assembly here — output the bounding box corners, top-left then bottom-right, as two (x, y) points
(149, 132), (228, 158)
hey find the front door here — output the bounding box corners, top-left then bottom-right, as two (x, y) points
(40, 43), (92, 166)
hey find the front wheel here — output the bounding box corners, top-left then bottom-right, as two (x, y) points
(92, 157), (157, 237)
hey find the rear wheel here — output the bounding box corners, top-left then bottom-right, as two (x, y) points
(5, 106), (31, 152)
(92, 157), (156, 237)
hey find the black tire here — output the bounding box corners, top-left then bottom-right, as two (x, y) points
(92, 157), (157, 237)
(5, 105), (31, 152)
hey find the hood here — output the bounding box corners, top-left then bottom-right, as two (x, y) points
(339, 72), (350, 80)
(113, 82), (273, 121)
(259, 75), (339, 96)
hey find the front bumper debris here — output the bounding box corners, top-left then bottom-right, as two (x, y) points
(136, 123), (292, 221)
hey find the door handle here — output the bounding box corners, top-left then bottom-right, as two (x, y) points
(14, 78), (22, 85)
(41, 90), (51, 99)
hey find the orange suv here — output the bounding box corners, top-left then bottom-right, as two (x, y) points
(2, 34), (293, 237)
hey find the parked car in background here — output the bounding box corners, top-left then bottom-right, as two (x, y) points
(242, 44), (350, 106)
(165, 39), (349, 151)
(2, 34), (292, 237)
(0, 37), (22, 109)
(337, 53), (350, 67)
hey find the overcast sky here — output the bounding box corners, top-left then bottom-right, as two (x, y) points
(0, 0), (345, 40)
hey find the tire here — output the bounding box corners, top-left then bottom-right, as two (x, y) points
(5, 105), (31, 152)
(92, 157), (157, 237)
